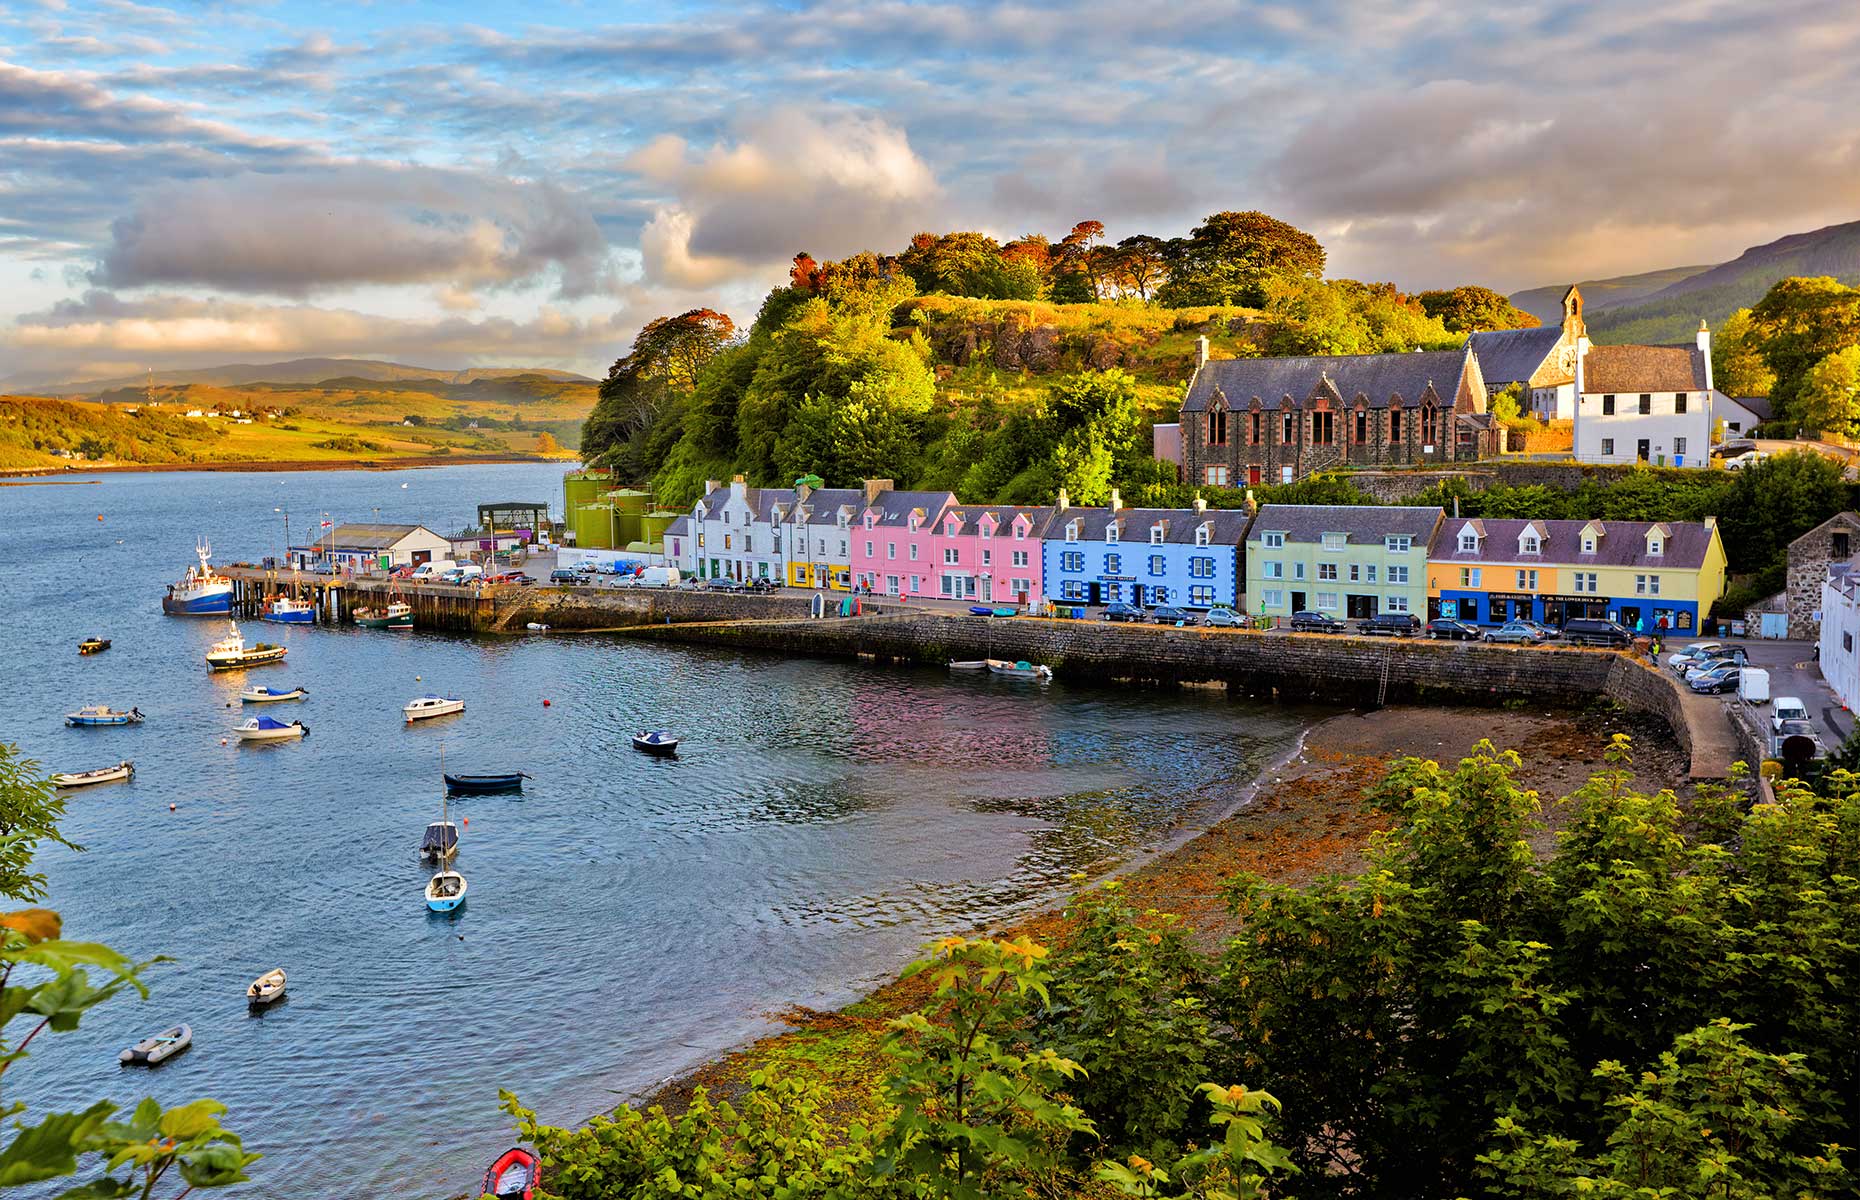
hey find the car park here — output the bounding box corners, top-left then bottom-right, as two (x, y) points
(1289, 610), (1346, 634)
(1560, 618), (1634, 647)
(1483, 621), (1547, 645)
(1204, 607), (1242, 628)
(1683, 649), (1749, 683)
(1425, 618), (1481, 641)
(1666, 641), (1724, 671)
(1358, 612), (1421, 638)
(1689, 665), (1741, 694)
(1100, 601), (1144, 622)
(1149, 605), (1197, 626)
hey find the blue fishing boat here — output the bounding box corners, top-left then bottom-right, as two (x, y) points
(65, 705), (143, 727)
(444, 772), (528, 794)
(261, 596), (314, 624)
(161, 540), (234, 616)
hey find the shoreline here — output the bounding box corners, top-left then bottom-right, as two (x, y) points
(0, 452), (570, 480)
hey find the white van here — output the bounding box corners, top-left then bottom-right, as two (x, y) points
(1737, 668), (1770, 705)
(635, 565), (681, 588)
(412, 559), (456, 580)
(1772, 695), (1809, 731)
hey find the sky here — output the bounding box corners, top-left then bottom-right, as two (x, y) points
(3, 0), (1859, 384)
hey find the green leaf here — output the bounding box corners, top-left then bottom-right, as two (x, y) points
(0, 1101), (117, 1186)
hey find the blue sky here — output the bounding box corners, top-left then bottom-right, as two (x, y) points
(4, 0), (1859, 383)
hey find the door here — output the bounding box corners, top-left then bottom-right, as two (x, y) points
(1760, 612), (1788, 639)
(1619, 605), (1641, 632)
(1088, 581), (1103, 606)
(1247, 465), (1262, 486)
(1349, 594), (1376, 619)
(1291, 590), (1306, 613)
(412, 550), (431, 567)
(1636, 439), (1650, 462)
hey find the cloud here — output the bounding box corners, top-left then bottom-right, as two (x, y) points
(96, 163), (619, 297)
(628, 108), (939, 287)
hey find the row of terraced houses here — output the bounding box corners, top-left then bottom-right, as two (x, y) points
(663, 480), (1728, 632)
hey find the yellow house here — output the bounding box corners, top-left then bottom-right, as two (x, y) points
(1426, 516), (1727, 633)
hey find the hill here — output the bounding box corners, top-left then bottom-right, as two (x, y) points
(1510, 265), (1714, 324)
(2, 357), (595, 394)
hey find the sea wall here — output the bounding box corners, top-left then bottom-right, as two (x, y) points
(494, 588), (906, 631)
(1342, 461), (1654, 504)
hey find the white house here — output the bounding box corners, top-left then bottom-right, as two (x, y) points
(782, 487), (863, 589)
(1572, 323), (1714, 467)
(1715, 394), (1772, 439)
(1819, 560), (1860, 713)
(684, 476), (797, 582)
(293, 523), (452, 571)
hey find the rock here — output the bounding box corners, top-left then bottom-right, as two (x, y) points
(1021, 324), (1060, 371)
(1087, 338), (1123, 370)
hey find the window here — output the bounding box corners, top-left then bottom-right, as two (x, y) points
(1293, 562), (1306, 580)
(1458, 531), (1479, 552)
(1264, 531), (1285, 548)
(1602, 394), (1616, 415)
(979, 523), (992, 539)
(697, 533), (705, 548)
(1318, 563), (1338, 581)
(1208, 409), (1228, 446)
(1205, 465), (1230, 486)
(1639, 394), (1652, 415)
(1065, 523), (1079, 543)
(1190, 585), (1214, 606)
(1835, 532), (1851, 559)
(1312, 411), (1334, 444)
(1104, 553), (1122, 574)
(1061, 550), (1084, 572)
(1264, 561), (1284, 579)
(1847, 632), (1855, 653)
(1388, 565), (1408, 584)
(1194, 524), (1211, 547)
(1386, 535), (1412, 553)
(1390, 407), (1403, 440)
(1422, 405), (1438, 445)
(981, 549), (992, 566)
(723, 533), (732, 550)
(1106, 525), (1120, 544)
(945, 519), (960, 536)
(1349, 563), (1361, 582)
(1062, 580), (1084, 600)
(1012, 550), (1029, 567)
(1149, 555), (1166, 576)
(1321, 532), (1346, 551)
(1460, 567), (1482, 587)
(1262, 588), (1285, 608)
(864, 541), (874, 557)
(1386, 595), (1411, 613)
(1189, 556), (1215, 577)
(1675, 394), (1688, 414)
(1601, 438), (1615, 456)
(1014, 524), (1027, 540)
(911, 575), (921, 592)
(1521, 534), (1540, 554)
(1367, 564), (1380, 583)
(838, 540), (847, 557)
(1636, 574), (1661, 595)
(1574, 571), (1597, 593)
(1673, 437), (1687, 456)
(1281, 466), (1294, 484)
(943, 548), (959, 565)
(909, 544), (919, 561)
(1516, 569), (1538, 589)
(1355, 410), (1367, 443)
(1316, 591), (1339, 610)
(1150, 526), (1165, 544)
(1648, 537), (1663, 557)
(1251, 411), (1262, 444)
(1282, 411), (1295, 442)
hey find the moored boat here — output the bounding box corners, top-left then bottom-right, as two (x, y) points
(261, 596), (315, 624)
(403, 695), (465, 723)
(235, 716), (307, 742)
(947, 660), (988, 670)
(78, 637), (111, 655)
(355, 601), (413, 630)
(241, 684), (308, 703)
(481, 1147), (541, 1200)
(444, 772), (528, 794)
(205, 622), (287, 671)
(246, 968), (286, 1005)
(64, 705), (143, 727)
(425, 867), (467, 912)
(52, 761), (134, 788)
(988, 659), (1053, 681)
(162, 539), (234, 616)
(632, 730), (679, 756)
(420, 819), (458, 862)
(119, 1024), (191, 1066)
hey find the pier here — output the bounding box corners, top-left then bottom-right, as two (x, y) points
(222, 566), (499, 633)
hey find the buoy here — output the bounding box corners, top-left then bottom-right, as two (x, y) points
(415, 675), (422, 682)
(461, 817), (469, 827)
(97, 515), (104, 522)
(542, 698), (551, 707)
(220, 738), (228, 746)
(169, 803), (176, 811)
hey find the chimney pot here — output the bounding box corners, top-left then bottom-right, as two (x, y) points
(1108, 488), (1122, 512)
(1195, 335), (1210, 368)
(1055, 488), (1070, 512)
(1194, 494), (1207, 513)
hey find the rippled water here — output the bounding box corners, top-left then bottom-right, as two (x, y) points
(0, 464), (1312, 1196)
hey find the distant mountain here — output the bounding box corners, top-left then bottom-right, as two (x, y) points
(1510, 266), (1715, 325)
(1511, 218), (1860, 344)
(5, 357), (595, 395)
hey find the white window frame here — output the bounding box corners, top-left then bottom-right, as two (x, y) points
(1386, 535), (1412, 553)
(1388, 565), (1408, 584)
(1385, 595), (1411, 613)
(1264, 531), (1286, 549)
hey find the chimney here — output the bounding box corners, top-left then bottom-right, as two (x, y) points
(1244, 487), (1257, 515)
(1195, 335), (1210, 369)
(1453, 497), (1460, 518)
(704, 479), (722, 495)
(862, 477), (893, 507)
(1055, 488), (1070, 512)
(1697, 320), (1714, 393)
(1193, 494), (1207, 513)
(1108, 488), (1123, 512)
(729, 475), (747, 503)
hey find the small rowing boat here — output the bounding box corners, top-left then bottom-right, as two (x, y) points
(947, 660), (988, 670)
(481, 1146), (541, 1199)
(205, 622), (287, 671)
(988, 659), (1053, 681)
(241, 684), (308, 703)
(65, 705), (143, 727)
(246, 968), (286, 1005)
(632, 730), (679, 756)
(78, 637), (111, 655)
(51, 761), (134, 788)
(404, 695), (465, 723)
(119, 1024), (191, 1066)
(235, 716), (307, 742)
(444, 772), (528, 794)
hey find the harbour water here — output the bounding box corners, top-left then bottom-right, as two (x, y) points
(1, 464), (1313, 1197)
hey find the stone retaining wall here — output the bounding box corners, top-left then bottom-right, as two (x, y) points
(494, 587), (906, 631)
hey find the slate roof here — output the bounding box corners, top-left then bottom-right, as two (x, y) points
(325, 523), (442, 549)
(942, 505), (1058, 538)
(1465, 326), (1566, 384)
(1580, 344), (1709, 394)
(1429, 517), (1716, 570)
(1248, 505), (1444, 545)
(664, 515), (691, 538)
(792, 488), (865, 526)
(1045, 506), (1254, 546)
(1725, 395), (1773, 421)
(861, 489), (958, 528)
(1181, 349), (1473, 413)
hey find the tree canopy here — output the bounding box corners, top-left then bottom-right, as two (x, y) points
(1415, 284), (1542, 333)
(1746, 276), (1860, 421)
(1155, 210), (1327, 308)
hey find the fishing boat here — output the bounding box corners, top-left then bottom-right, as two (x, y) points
(481, 1147), (541, 1200)
(260, 596), (315, 624)
(988, 659), (1053, 681)
(119, 1024), (191, 1066)
(425, 866), (467, 912)
(632, 730), (679, 756)
(246, 968), (286, 1005)
(355, 601), (413, 630)
(205, 622), (287, 671)
(419, 819), (458, 862)
(403, 695), (465, 723)
(52, 761), (134, 788)
(947, 660), (989, 670)
(444, 772), (528, 794)
(235, 716), (307, 742)
(240, 684), (308, 703)
(78, 637), (111, 655)
(64, 705), (143, 727)
(161, 539), (234, 616)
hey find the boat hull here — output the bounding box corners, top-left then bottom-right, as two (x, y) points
(356, 616), (413, 630)
(444, 773), (525, 794)
(207, 648), (288, 671)
(65, 716), (134, 727)
(482, 1147), (541, 1200)
(425, 873), (467, 912)
(241, 688), (306, 703)
(52, 762), (133, 788)
(632, 737), (678, 756)
(261, 608), (314, 624)
(404, 701), (464, 722)
(163, 588), (233, 616)
(120, 1025), (191, 1066)
(237, 729), (304, 742)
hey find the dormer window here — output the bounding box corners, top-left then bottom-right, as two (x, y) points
(1150, 526), (1165, 544)
(1065, 523), (1079, 543)
(1106, 524), (1120, 544)
(945, 518), (960, 536)
(1195, 524), (1211, 547)
(1458, 531), (1479, 553)
(1521, 534), (1540, 555)
(1582, 537), (1596, 554)
(1648, 537), (1663, 557)
(1013, 521), (1028, 540)
(864, 513), (876, 530)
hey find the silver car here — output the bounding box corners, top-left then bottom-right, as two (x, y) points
(1483, 621), (1546, 645)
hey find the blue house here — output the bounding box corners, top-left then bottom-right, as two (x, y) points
(1041, 494), (1251, 609)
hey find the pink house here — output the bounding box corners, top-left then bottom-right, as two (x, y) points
(851, 489), (956, 597)
(930, 505), (1053, 604)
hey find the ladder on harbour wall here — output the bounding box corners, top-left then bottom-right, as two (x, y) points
(1377, 643), (1394, 707)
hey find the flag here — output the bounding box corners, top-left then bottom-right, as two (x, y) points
(320, 521), (333, 529)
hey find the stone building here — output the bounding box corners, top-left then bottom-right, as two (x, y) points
(1464, 286), (1586, 420)
(1177, 345), (1496, 489)
(1783, 511), (1860, 639)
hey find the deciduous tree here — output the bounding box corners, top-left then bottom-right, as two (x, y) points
(1156, 211), (1325, 308)
(1415, 285), (1541, 333)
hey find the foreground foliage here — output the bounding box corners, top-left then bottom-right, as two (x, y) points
(502, 738), (1860, 1198)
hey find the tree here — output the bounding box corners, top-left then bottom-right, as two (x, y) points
(1747, 276), (1860, 420)
(1107, 235), (1169, 300)
(1795, 345), (1860, 438)
(582, 308), (737, 467)
(1415, 285), (1541, 333)
(1156, 211), (1325, 308)
(1711, 307), (1776, 400)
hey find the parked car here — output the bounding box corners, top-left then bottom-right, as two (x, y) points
(747, 577), (778, 593)
(1483, 621), (1547, 645)
(1424, 618), (1481, 641)
(1666, 641), (1724, 671)
(1204, 607), (1243, 628)
(1683, 649), (1749, 682)
(1519, 619), (1561, 640)
(549, 568), (579, 584)
(1358, 612), (1421, 638)
(706, 577), (745, 592)
(1561, 618), (1634, 647)
(1149, 605), (1197, 626)
(1724, 450), (1770, 470)
(1289, 610), (1346, 634)
(1772, 696), (1810, 732)
(1773, 719), (1823, 760)
(1100, 601), (1144, 622)
(1689, 665), (1741, 694)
